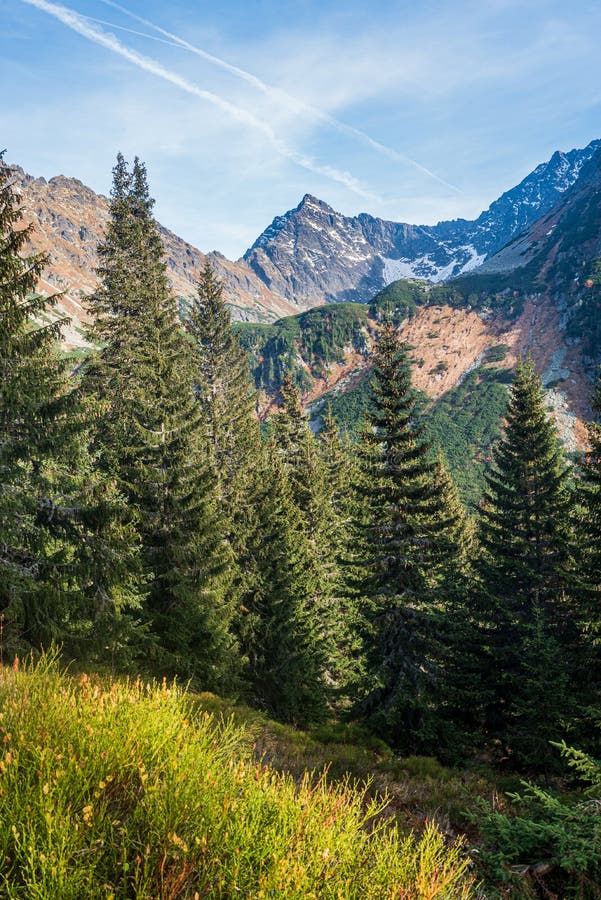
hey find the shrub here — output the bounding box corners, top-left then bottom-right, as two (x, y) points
(474, 740), (601, 897)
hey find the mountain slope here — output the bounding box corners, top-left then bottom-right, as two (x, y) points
(243, 140), (601, 305)
(14, 166), (303, 347)
(477, 146), (601, 282)
(238, 151), (601, 499)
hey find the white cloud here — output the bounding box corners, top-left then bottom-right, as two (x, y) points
(20, 0), (380, 201)
(94, 0), (459, 193)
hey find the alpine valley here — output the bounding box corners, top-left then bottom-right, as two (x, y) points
(6, 123), (601, 899)
(14, 138), (601, 501)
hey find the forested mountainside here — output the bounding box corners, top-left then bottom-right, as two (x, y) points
(234, 285), (571, 505)
(237, 147), (601, 503)
(15, 139), (601, 506)
(6, 148), (601, 898)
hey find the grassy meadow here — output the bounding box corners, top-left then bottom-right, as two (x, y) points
(0, 657), (477, 899)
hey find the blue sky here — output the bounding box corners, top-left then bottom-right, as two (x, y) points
(2, 0), (601, 258)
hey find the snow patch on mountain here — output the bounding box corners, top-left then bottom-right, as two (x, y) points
(244, 138), (601, 306)
(382, 245), (486, 285)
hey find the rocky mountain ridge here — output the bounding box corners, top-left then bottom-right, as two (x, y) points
(478, 146), (601, 282)
(243, 139), (601, 305)
(238, 151), (601, 484)
(14, 138), (601, 347)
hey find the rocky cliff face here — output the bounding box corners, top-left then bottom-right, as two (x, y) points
(243, 140), (601, 305)
(478, 146), (601, 282)
(14, 166), (301, 347)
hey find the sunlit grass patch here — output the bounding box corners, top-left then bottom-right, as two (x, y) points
(0, 656), (476, 898)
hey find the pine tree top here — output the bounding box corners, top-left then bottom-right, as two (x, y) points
(482, 359), (569, 508)
(0, 153), (67, 357)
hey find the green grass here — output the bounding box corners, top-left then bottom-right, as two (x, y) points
(0, 656), (477, 899)
(170, 695), (496, 838)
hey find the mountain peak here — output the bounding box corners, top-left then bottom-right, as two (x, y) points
(300, 192), (321, 205)
(244, 136), (601, 305)
(296, 193), (336, 214)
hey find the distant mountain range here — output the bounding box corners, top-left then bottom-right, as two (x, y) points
(236, 143), (601, 500)
(243, 139), (601, 305)
(13, 167), (301, 347)
(14, 138), (601, 337)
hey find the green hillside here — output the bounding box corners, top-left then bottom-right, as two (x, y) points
(235, 279), (527, 505)
(320, 361), (512, 508)
(235, 271), (530, 395)
(234, 302), (369, 393)
(371, 270), (532, 319)
(0, 658), (475, 899)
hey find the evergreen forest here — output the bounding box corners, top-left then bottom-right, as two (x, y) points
(2, 153), (601, 898)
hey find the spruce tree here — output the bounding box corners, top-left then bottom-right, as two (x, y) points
(272, 378), (356, 704)
(319, 405), (365, 699)
(185, 262), (265, 632)
(355, 323), (459, 749)
(578, 376), (601, 616)
(0, 152), (66, 614)
(475, 360), (575, 768)
(273, 374), (316, 515)
(574, 375), (601, 724)
(185, 260), (260, 493)
(84, 156), (235, 687)
(243, 443), (328, 724)
(0, 153), (139, 657)
(431, 450), (474, 580)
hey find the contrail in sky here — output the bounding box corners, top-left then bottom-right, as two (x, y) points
(100, 0), (460, 194)
(21, 0), (380, 202)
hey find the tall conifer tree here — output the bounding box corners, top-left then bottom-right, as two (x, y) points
(355, 324), (459, 749)
(185, 261), (260, 491)
(273, 377), (356, 704)
(319, 405), (364, 699)
(574, 375), (601, 720)
(242, 442), (329, 724)
(475, 360), (575, 767)
(0, 152), (66, 616)
(578, 376), (601, 620)
(0, 153), (139, 657)
(185, 262), (265, 632)
(84, 156), (235, 686)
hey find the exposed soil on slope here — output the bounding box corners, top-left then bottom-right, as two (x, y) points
(290, 298), (592, 449)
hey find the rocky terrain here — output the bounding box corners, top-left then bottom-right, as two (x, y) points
(243, 140), (601, 305)
(14, 166), (303, 347)
(240, 294), (590, 447)
(478, 146), (601, 281)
